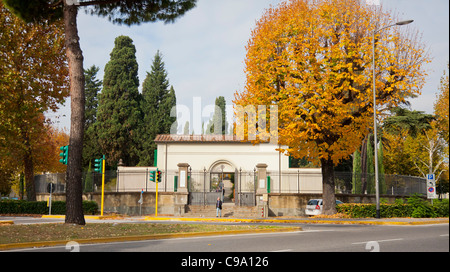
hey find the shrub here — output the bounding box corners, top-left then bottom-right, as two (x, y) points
(407, 194), (436, 218)
(337, 196), (448, 218)
(432, 199), (449, 218)
(0, 200), (98, 215)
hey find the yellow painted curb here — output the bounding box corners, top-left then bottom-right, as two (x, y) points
(41, 215), (122, 220)
(0, 220), (14, 225)
(0, 227), (301, 251)
(144, 216), (449, 226)
(41, 215), (65, 219)
(144, 216), (266, 223)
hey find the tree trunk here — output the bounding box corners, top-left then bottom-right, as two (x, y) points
(64, 2), (86, 225)
(23, 145), (36, 201)
(321, 157), (336, 215)
(21, 130), (36, 201)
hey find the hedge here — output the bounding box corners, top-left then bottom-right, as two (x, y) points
(0, 200), (98, 215)
(337, 197), (449, 218)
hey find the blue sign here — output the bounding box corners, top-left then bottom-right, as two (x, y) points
(427, 174), (435, 180)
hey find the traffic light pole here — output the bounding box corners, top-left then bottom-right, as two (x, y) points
(155, 177), (158, 217)
(101, 155), (105, 216)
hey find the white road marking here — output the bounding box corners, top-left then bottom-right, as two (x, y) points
(352, 238), (404, 245)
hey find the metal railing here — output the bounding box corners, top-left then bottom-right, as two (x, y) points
(34, 170), (427, 197)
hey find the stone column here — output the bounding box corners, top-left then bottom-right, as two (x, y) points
(256, 163), (268, 194)
(177, 163), (190, 193)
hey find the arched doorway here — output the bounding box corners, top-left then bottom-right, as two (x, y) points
(209, 160), (236, 203)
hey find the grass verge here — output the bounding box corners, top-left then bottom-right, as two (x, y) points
(0, 223), (295, 245)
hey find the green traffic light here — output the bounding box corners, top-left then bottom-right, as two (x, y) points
(149, 171), (156, 182)
(58, 145), (68, 165)
(94, 158), (103, 173)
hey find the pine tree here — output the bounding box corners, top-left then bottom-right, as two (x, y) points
(82, 65), (102, 169)
(97, 35), (141, 166)
(84, 65), (102, 128)
(138, 50), (176, 166)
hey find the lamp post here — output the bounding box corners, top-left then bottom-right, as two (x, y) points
(373, 20), (413, 219)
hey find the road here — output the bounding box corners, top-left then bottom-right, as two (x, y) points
(8, 222), (448, 253)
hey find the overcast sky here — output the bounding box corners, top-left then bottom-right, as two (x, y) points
(50, 0), (449, 133)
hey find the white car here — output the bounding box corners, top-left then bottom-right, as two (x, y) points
(305, 199), (344, 216)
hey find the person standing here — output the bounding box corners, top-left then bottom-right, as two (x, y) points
(216, 197), (222, 217)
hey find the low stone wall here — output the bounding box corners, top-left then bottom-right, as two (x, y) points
(264, 193), (414, 217)
(37, 192), (415, 217)
(37, 192), (188, 216)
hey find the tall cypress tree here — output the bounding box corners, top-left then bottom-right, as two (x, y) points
(97, 35), (141, 166)
(138, 51), (176, 166)
(208, 96), (227, 135)
(352, 149), (362, 194)
(378, 141), (386, 195)
(366, 135), (375, 194)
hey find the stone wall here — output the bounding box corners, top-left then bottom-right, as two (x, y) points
(263, 193), (414, 217)
(37, 192), (189, 216)
(37, 192), (414, 217)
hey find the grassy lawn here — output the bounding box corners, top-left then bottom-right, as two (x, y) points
(0, 223), (291, 245)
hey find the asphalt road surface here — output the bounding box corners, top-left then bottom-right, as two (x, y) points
(10, 223), (448, 252)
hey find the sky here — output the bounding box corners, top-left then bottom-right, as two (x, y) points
(49, 0), (449, 133)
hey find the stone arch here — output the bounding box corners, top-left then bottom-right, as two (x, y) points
(208, 159), (236, 173)
(208, 160), (236, 202)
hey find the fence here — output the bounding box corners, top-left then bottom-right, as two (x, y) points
(186, 169), (257, 206)
(35, 170), (427, 198)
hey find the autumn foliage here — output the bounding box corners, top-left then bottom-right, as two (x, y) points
(0, 3), (69, 199)
(234, 0), (430, 214)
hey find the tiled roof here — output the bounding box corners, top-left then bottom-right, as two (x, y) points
(154, 134), (251, 143)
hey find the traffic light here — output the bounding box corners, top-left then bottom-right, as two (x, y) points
(149, 171), (156, 182)
(94, 157), (103, 173)
(156, 170), (162, 183)
(59, 146), (68, 165)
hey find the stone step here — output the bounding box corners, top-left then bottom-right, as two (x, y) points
(185, 204), (259, 218)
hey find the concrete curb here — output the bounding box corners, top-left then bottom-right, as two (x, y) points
(0, 226), (302, 251)
(40, 214), (449, 226)
(0, 220), (14, 225)
(144, 216), (449, 226)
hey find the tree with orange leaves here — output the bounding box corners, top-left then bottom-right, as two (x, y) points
(0, 3), (68, 200)
(234, 0), (430, 214)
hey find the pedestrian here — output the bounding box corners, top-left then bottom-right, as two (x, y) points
(216, 197), (222, 217)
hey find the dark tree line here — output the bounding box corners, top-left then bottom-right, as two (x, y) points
(83, 39), (176, 169)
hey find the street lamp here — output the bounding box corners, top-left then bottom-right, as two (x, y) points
(373, 19), (413, 219)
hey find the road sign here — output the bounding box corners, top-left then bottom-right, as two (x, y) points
(427, 174), (437, 199)
(47, 183), (55, 193)
(47, 183), (55, 215)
